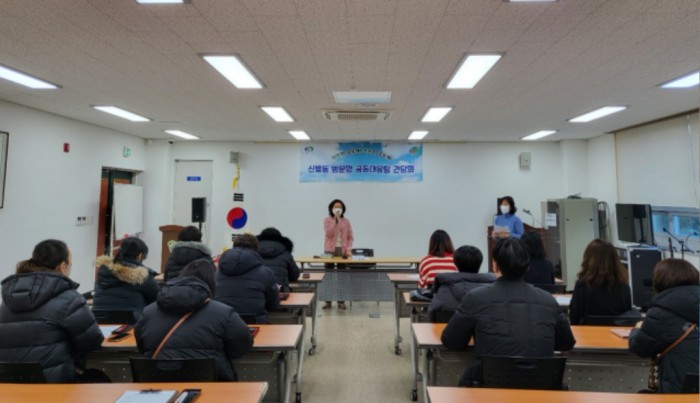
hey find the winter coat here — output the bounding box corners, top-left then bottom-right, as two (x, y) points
(323, 216), (354, 256)
(0, 272), (104, 382)
(441, 277), (576, 386)
(629, 285), (699, 393)
(135, 275), (253, 381)
(164, 241), (212, 282)
(428, 272), (496, 322)
(215, 248), (280, 323)
(522, 258), (556, 285)
(257, 235), (300, 292)
(93, 256), (160, 320)
(568, 280), (632, 325)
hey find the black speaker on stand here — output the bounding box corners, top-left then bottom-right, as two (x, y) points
(628, 247), (662, 309)
(192, 197), (206, 230)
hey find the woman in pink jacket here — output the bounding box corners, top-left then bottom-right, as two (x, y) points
(323, 199), (354, 309)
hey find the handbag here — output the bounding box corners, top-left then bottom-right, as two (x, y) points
(648, 323), (697, 391)
(152, 299), (209, 359)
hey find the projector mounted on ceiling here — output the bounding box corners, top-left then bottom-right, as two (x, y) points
(323, 110), (392, 121)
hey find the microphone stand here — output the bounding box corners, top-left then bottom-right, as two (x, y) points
(522, 209), (542, 227)
(664, 228), (685, 259)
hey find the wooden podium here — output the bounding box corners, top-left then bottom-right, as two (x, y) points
(159, 225), (183, 273)
(486, 223), (549, 272)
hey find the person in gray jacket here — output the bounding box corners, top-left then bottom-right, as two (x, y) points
(428, 245), (495, 322)
(0, 239), (104, 382)
(257, 227), (300, 292)
(164, 226), (212, 282)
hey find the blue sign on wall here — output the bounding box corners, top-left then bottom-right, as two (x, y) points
(186, 176), (202, 182)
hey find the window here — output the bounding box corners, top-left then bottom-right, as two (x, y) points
(652, 206), (700, 254)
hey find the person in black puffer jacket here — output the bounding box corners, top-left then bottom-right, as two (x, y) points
(629, 258), (699, 393)
(135, 259), (253, 381)
(521, 231), (555, 285)
(164, 226), (212, 282)
(215, 234), (280, 324)
(0, 240), (104, 382)
(93, 237), (159, 320)
(257, 227), (300, 293)
(442, 237), (576, 387)
(429, 245), (495, 322)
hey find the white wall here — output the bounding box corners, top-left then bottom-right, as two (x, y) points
(587, 134), (618, 240)
(0, 101), (147, 291)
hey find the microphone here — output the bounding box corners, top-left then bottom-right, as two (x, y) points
(522, 209), (541, 227)
(664, 227), (688, 258)
(683, 231), (699, 253)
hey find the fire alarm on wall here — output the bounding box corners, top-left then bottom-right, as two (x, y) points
(63, 143), (70, 153)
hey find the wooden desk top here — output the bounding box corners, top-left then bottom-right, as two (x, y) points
(280, 292), (314, 307)
(412, 323), (633, 351)
(387, 273), (420, 283)
(100, 324), (303, 351)
(402, 292), (573, 308)
(427, 387), (694, 403)
(295, 272), (325, 282)
(3, 382), (268, 403)
(297, 256), (421, 265)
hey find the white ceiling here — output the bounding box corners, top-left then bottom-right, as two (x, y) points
(0, 0), (697, 142)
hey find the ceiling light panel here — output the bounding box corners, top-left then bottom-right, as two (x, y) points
(0, 64), (59, 89)
(447, 54), (502, 89)
(408, 131), (429, 140)
(421, 107), (452, 123)
(165, 130), (199, 140)
(203, 55), (263, 89)
(521, 130), (557, 141)
(660, 71), (699, 88)
(289, 131), (311, 141)
(261, 106), (294, 122)
(568, 106), (627, 123)
(93, 106), (150, 122)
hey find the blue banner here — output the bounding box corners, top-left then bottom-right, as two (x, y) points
(300, 142), (423, 182)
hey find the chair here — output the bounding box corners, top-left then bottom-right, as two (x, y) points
(0, 362), (46, 383)
(239, 314), (258, 325)
(584, 315), (640, 326)
(129, 357), (216, 382)
(91, 309), (137, 325)
(533, 284), (567, 294)
(480, 355), (567, 390)
(681, 373), (699, 393)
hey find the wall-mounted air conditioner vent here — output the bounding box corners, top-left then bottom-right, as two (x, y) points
(323, 110), (392, 121)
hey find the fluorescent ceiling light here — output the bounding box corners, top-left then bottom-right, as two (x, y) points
(261, 106), (294, 122)
(333, 91), (391, 104)
(165, 130), (199, 140)
(660, 71), (699, 88)
(447, 54), (502, 89)
(93, 106), (150, 122)
(521, 130), (557, 141)
(0, 65), (58, 89)
(202, 55), (262, 89)
(135, 0), (187, 4)
(289, 131), (311, 141)
(408, 131), (429, 141)
(568, 106), (626, 123)
(421, 107), (452, 123)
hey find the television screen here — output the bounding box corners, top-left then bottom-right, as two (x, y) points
(616, 203), (654, 245)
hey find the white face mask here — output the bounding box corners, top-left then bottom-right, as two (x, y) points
(333, 208), (343, 216)
(500, 205), (510, 215)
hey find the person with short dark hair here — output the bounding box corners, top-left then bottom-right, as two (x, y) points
(418, 230), (457, 289)
(257, 227), (300, 293)
(164, 226), (212, 282)
(135, 259), (253, 380)
(493, 196), (524, 238)
(215, 234), (280, 323)
(323, 199), (354, 310)
(0, 240), (104, 382)
(428, 245), (495, 322)
(521, 231), (555, 285)
(629, 258), (699, 393)
(441, 237), (575, 386)
(93, 237), (160, 320)
(569, 239), (632, 324)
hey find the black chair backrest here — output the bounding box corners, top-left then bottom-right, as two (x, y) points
(480, 355), (567, 390)
(681, 373), (699, 393)
(532, 284), (567, 294)
(92, 309), (136, 325)
(584, 315), (639, 327)
(0, 362), (46, 383)
(129, 357), (216, 382)
(239, 314), (258, 325)
(432, 310), (454, 323)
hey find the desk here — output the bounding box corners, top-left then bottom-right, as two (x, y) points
(387, 273), (419, 355)
(412, 323), (648, 402)
(90, 325), (302, 403)
(427, 387), (695, 403)
(3, 382), (268, 403)
(292, 273), (324, 355)
(296, 256), (420, 268)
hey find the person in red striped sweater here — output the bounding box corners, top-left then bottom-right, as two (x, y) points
(418, 230), (458, 289)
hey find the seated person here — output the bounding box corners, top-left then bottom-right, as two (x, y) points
(520, 232), (555, 285)
(629, 258), (699, 393)
(428, 245), (495, 322)
(0, 240), (104, 382)
(135, 259), (253, 381)
(215, 234), (280, 323)
(569, 239), (633, 324)
(93, 237), (159, 320)
(441, 237), (575, 387)
(257, 227), (300, 293)
(164, 226), (212, 282)
(418, 229), (458, 289)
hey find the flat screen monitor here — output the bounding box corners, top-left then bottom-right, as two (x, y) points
(616, 203), (654, 245)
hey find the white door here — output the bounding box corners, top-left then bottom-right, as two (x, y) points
(173, 160), (213, 247)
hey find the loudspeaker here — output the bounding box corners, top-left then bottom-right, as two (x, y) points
(192, 197), (206, 223)
(628, 248), (661, 308)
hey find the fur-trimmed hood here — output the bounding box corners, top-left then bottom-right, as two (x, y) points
(95, 255), (151, 288)
(168, 241), (212, 255)
(257, 232), (293, 254)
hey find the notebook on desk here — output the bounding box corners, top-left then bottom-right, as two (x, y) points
(610, 328), (632, 338)
(114, 389), (177, 403)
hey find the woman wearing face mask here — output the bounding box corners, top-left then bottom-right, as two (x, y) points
(494, 196), (524, 239)
(323, 199), (354, 310)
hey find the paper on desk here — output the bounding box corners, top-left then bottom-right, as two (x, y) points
(99, 325), (120, 338)
(352, 255), (367, 261)
(610, 328), (632, 339)
(114, 390), (177, 403)
(554, 295), (571, 305)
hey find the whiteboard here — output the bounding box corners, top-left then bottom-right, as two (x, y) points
(113, 184), (143, 238)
